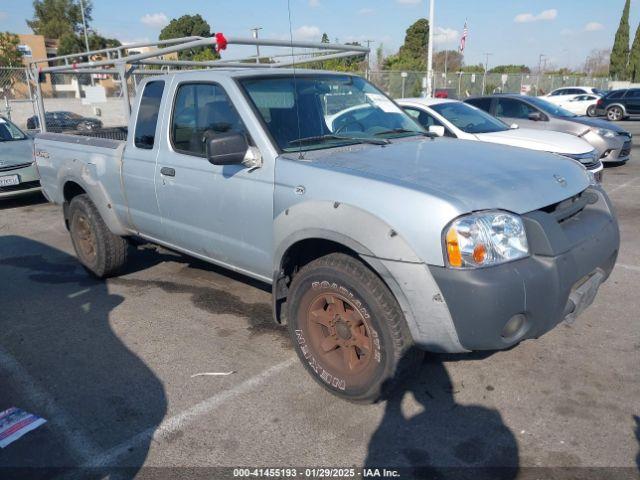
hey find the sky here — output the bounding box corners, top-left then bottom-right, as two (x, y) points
(0, 0), (638, 69)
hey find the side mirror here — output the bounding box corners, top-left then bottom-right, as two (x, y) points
(528, 111), (544, 121)
(510, 123), (519, 129)
(428, 125), (445, 137)
(205, 132), (249, 165)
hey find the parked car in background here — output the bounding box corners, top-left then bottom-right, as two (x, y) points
(465, 94), (632, 164)
(558, 94), (600, 117)
(398, 98), (603, 182)
(26, 111), (103, 132)
(541, 86), (603, 105)
(0, 116), (39, 199)
(594, 88), (640, 121)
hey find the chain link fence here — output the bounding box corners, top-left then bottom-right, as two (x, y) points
(0, 66), (613, 133)
(368, 70), (611, 99)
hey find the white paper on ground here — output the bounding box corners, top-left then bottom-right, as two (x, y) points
(0, 407), (47, 448)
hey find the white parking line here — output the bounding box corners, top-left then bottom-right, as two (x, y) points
(82, 356), (297, 468)
(618, 263), (640, 273)
(0, 347), (102, 462)
(607, 177), (640, 194)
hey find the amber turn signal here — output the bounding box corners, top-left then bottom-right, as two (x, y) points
(446, 228), (462, 267)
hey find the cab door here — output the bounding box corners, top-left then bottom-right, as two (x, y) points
(154, 80), (274, 279)
(122, 80), (166, 239)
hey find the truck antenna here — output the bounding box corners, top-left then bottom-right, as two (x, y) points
(288, 0), (304, 160)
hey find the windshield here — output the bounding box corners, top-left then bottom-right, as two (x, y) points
(239, 74), (425, 152)
(0, 117), (27, 141)
(430, 102), (509, 134)
(525, 96), (577, 118)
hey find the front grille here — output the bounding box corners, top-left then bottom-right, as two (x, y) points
(0, 162), (33, 172)
(540, 189), (598, 223)
(0, 180), (40, 193)
(562, 151), (599, 170)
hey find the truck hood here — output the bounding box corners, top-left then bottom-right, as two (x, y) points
(0, 138), (34, 168)
(475, 128), (593, 155)
(301, 138), (589, 215)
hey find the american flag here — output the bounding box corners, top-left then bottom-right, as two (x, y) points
(459, 21), (468, 53)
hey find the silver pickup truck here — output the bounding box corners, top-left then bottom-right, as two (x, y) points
(35, 69), (620, 402)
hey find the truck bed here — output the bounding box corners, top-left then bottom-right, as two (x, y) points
(35, 132), (128, 224)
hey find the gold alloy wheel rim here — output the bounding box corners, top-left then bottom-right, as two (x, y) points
(72, 213), (97, 263)
(306, 292), (374, 376)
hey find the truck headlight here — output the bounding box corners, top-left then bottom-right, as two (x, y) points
(444, 211), (529, 268)
(593, 127), (616, 138)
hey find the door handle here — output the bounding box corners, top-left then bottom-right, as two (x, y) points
(160, 167), (175, 177)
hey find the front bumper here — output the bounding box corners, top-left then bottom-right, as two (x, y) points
(429, 187), (619, 351)
(600, 136), (632, 163)
(0, 162), (41, 199)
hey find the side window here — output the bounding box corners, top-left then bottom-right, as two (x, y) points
(465, 97), (492, 113)
(627, 89), (640, 98)
(495, 98), (535, 119)
(134, 81), (164, 149)
(608, 90), (625, 99)
(550, 89), (566, 96)
(171, 82), (247, 156)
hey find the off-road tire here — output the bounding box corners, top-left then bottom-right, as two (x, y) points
(287, 253), (421, 403)
(607, 106), (624, 122)
(68, 194), (128, 278)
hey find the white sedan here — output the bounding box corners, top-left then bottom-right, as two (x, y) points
(541, 86), (603, 106)
(397, 97), (603, 182)
(558, 94), (600, 117)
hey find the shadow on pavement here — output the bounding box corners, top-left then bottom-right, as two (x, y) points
(365, 349), (518, 480)
(0, 192), (47, 211)
(0, 235), (167, 479)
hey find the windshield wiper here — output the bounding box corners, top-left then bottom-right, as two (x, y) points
(373, 128), (434, 137)
(288, 134), (389, 147)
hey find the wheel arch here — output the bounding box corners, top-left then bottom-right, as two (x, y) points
(606, 103), (627, 116)
(60, 177), (129, 236)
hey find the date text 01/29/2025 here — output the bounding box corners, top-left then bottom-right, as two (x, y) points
(232, 468), (400, 477)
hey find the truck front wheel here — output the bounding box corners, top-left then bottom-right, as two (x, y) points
(68, 194), (128, 278)
(287, 253), (420, 403)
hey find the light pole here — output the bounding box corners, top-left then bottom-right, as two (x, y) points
(250, 27), (263, 64)
(481, 52), (492, 94)
(79, 0), (94, 85)
(536, 53), (547, 95)
(426, 0), (434, 97)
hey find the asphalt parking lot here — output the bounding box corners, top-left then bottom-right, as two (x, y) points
(1, 123), (639, 479)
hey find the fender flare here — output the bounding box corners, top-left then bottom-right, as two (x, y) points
(271, 201), (463, 352)
(60, 174), (129, 236)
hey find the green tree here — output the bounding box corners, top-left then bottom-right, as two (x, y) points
(27, 0), (91, 38)
(434, 50), (463, 72)
(56, 31), (83, 56)
(321, 32), (329, 43)
(489, 64), (530, 74)
(384, 18), (429, 71)
(159, 14), (216, 60)
(0, 32), (23, 67)
(460, 64), (484, 73)
(610, 0), (631, 80)
(629, 24), (640, 81)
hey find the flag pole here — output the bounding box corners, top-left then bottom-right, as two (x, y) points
(426, 0), (434, 97)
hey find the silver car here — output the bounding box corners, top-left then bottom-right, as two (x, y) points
(466, 95), (632, 164)
(0, 117), (39, 199)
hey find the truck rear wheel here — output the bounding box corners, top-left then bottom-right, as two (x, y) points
(287, 253), (421, 403)
(68, 194), (128, 278)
